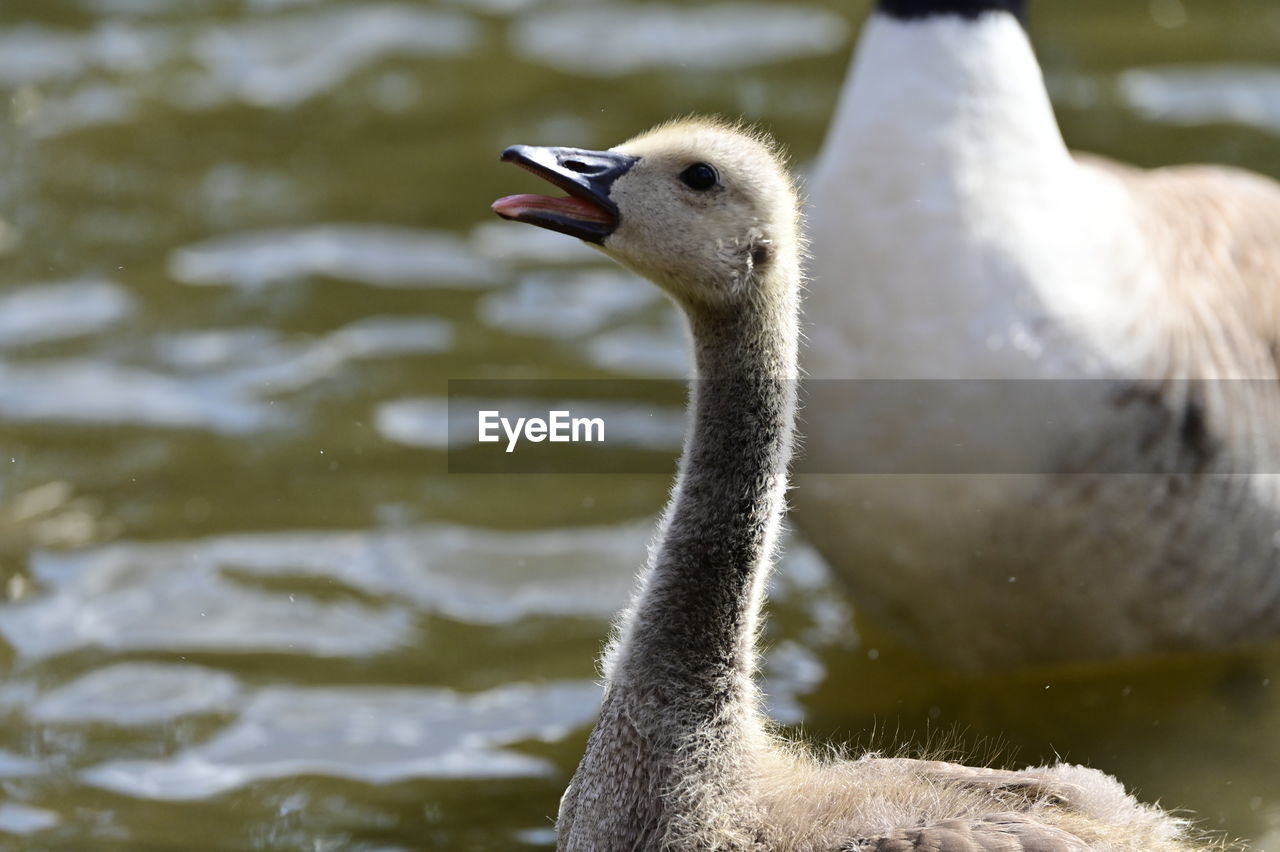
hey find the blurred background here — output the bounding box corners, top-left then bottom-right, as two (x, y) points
(1, 0), (1279, 849)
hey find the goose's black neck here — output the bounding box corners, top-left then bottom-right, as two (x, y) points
(877, 0), (1026, 21)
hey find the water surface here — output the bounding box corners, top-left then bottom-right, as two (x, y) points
(2, 0), (1279, 849)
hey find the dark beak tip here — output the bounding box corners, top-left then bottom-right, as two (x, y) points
(499, 145), (526, 163)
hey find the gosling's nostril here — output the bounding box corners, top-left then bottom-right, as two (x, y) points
(562, 159), (594, 174)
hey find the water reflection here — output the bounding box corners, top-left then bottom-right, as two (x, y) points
(82, 680), (603, 799)
(0, 359), (282, 433)
(3, 7), (477, 138)
(0, 803), (59, 837)
(1, 522), (657, 663)
(0, 278), (133, 349)
(511, 4), (848, 75)
(31, 663), (241, 727)
(376, 397), (450, 449)
(187, 7), (476, 108)
(478, 269), (657, 338)
(468, 222), (602, 267)
(1, 537), (415, 658)
(585, 313), (689, 377)
(169, 225), (500, 290)
(1120, 65), (1280, 135)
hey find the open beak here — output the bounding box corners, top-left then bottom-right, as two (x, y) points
(492, 146), (639, 244)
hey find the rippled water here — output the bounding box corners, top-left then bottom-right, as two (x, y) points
(2, 0), (1280, 849)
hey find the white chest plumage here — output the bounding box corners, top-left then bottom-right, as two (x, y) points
(805, 14), (1158, 384)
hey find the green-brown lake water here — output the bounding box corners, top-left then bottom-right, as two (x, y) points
(2, 0), (1279, 849)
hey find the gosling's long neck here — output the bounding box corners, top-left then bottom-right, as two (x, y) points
(559, 261), (798, 848)
(611, 262), (799, 723)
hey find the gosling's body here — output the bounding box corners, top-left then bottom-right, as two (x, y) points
(495, 119), (1202, 851)
(798, 2), (1280, 670)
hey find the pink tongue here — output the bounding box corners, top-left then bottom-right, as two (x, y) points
(492, 193), (612, 224)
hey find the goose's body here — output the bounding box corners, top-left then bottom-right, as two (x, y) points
(798, 2), (1280, 670)
(494, 118), (1204, 851)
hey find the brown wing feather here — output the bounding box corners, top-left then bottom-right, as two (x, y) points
(851, 815), (1091, 852)
(1077, 151), (1280, 379)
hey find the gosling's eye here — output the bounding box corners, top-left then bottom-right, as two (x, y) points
(679, 163), (718, 191)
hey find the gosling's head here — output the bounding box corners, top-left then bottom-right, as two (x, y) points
(493, 118), (800, 312)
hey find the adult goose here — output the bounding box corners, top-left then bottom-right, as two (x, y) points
(493, 118), (1202, 851)
(798, 0), (1280, 671)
